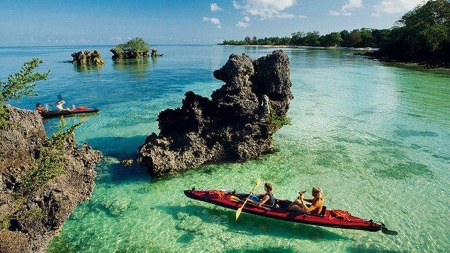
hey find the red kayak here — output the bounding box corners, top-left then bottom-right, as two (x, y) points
(184, 189), (397, 234)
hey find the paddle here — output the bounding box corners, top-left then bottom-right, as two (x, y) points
(236, 178), (260, 220)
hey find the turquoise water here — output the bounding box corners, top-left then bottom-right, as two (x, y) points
(1, 45), (449, 252)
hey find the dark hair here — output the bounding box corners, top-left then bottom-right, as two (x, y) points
(36, 103), (41, 107)
(264, 182), (273, 192)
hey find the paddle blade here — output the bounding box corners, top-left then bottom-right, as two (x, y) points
(236, 207), (243, 220)
(255, 178), (261, 188)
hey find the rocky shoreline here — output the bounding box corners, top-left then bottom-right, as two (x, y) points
(0, 105), (102, 253)
(137, 50), (293, 176)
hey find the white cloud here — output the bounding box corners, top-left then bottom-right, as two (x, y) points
(233, 1), (241, 9)
(329, 0), (363, 16)
(341, 0), (363, 12)
(278, 13), (296, 19)
(244, 16), (251, 22)
(328, 10), (340, 16)
(372, 0), (428, 16)
(236, 21), (250, 28)
(210, 3), (223, 12)
(203, 17), (222, 29)
(298, 14), (307, 19)
(233, 0), (297, 19)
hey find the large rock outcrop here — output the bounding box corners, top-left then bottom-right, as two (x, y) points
(137, 50), (293, 176)
(0, 105), (102, 253)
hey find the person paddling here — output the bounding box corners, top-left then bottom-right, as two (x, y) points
(246, 182), (276, 207)
(287, 186), (324, 214)
(35, 103), (47, 113)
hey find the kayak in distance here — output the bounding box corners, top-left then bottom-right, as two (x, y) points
(40, 106), (99, 119)
(184, 189), (398, 235)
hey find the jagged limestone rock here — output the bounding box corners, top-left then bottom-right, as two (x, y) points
(138, 50), (293, 176)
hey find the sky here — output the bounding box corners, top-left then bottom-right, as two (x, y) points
(0, 0), (429, 46)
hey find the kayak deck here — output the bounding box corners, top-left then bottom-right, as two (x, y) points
(184, 189), (384, 232)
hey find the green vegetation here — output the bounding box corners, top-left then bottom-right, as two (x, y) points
(0, 58), (81, 196)
(0, 58), (50, 128)
(220, 28), (390, 48)
(221, 0), (450, 67)
(111, 37), (151, 59)
(266, 103), (291, 131)
(373, 0), (450, 67)
(18, 118), (81, 196)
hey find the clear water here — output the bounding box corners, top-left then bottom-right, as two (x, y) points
(1, 45), (449, 252)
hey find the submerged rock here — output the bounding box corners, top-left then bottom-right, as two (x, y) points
(0, 105), (102, 253)
(137, 50), (293, 176)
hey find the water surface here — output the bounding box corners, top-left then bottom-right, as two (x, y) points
(1, 45), (449, 252)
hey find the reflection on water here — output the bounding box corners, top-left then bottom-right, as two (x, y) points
(112, 58), (155, 79)
(113, 57), (152, 71)
(73, 63), (104, 72)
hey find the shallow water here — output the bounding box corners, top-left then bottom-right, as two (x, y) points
(1, 45), (449, 252)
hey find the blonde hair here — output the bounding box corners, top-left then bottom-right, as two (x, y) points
(312, 186), (324, 200)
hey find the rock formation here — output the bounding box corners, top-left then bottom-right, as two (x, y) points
(0, 105), (102, 253)
(151, 48), (163, 57)
(137, 50), (293, 176)
(71, 50), (104, 65)
(110, 48), (150, 60)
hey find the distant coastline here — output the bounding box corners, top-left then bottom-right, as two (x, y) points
(220, 1), (450, 69)
(220, 44), (378, 51)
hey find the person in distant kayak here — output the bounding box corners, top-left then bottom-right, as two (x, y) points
(35, 103), (47, 113)
(56, 100), (71, 111)
(287, 186), (324, 214)
(246, 182), (276, 207)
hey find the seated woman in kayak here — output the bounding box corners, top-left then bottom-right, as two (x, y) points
(287, 186), (324, 214)
(56, 100), (72, 111)
(246, 182), (275, 207)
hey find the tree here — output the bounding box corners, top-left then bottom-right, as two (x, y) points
(372, 29), (391, 48)
(245, 36), (252, 45)
(320, 32), (343, 47)
(340, 30), (351, 47)
(378, 0), (450, 66)
(0, 58), (50, 127)
(111, 37), (151, 59)
(304, 31), (321, 46)
(291, 32), (305, 45)
(348, 29), (363, 47)
(0, 58), (49, 105)
(359, 28), (375, 47)
(0, 59), (49, 105)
